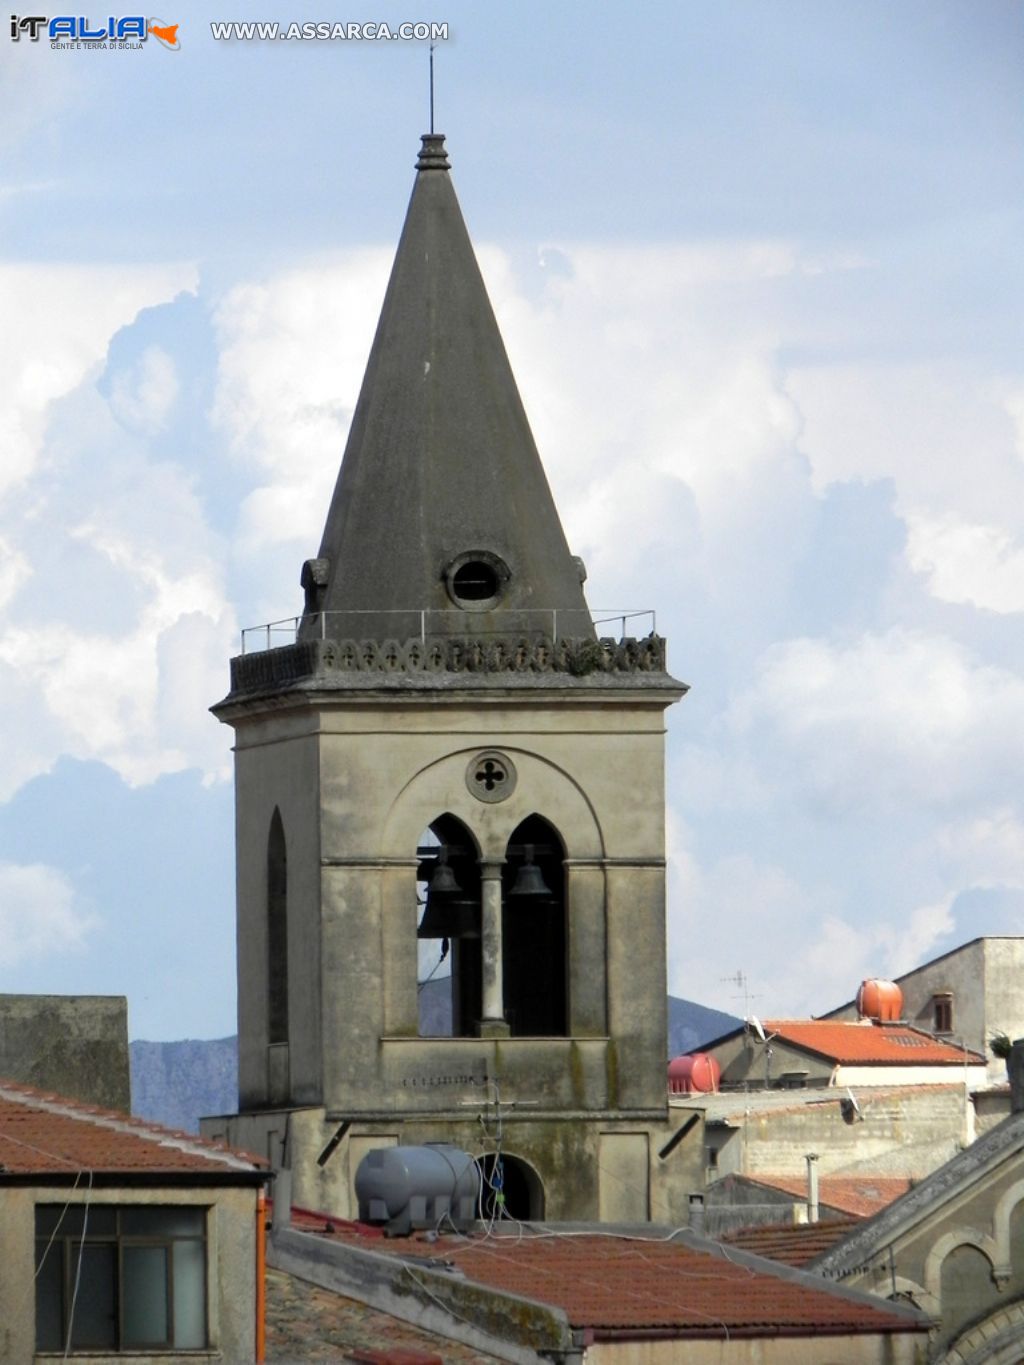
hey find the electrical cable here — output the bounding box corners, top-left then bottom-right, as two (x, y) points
(63, 1168), (93, 1360)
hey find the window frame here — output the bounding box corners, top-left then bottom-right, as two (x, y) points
(933, 992), (954, 1035)
(35, 1202), (209, 1355)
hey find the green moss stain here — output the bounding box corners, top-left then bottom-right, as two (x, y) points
(569, 1041), (585, 1106)
(605, 1040), (619, 1107)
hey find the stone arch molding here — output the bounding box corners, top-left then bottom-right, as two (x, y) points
(936, 1298), (1024, 1365)
(382, 746), (604, 861)
(925, 1228), (1002, 1302)
(992, 1178), (1024, 1265)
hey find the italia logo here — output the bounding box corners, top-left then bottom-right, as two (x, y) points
(9, 13), (180, 46)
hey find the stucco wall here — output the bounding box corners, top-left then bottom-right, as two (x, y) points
(0, 1182), (259, 1362)
(0, 995), (129, 1112)
(233, 707), (323, 1110)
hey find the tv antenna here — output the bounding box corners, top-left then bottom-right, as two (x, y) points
(722, 969), (759, 1019)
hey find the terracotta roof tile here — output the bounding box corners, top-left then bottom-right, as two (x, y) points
(265, 1267), (501, 1363)
(0, 1078), (265, 1176)
(749, 1174), (912, 1217)
(722, 1218), (861, 1267)
(762, 1020), (984, 1065)
(316, 1224), (925, 1337)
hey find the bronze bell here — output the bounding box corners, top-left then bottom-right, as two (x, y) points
(418, 894), (480, 940)
(418, 849), (480, 939)
(428, 847), (460, 895)
(510, 844), (552, 897)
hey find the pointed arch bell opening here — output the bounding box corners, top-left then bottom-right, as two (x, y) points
(502, 815), (567, 1037)
(416, 814), (481, 1038)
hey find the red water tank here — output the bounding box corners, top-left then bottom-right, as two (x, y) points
(668, 1053), (721, 1094)
(857, 978), (903, 1022)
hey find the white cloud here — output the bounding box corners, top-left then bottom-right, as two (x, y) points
(668, 835), (959, 1017)
(935, 810), (1024, 889)
(906, 513), (1024, 614)
(0, 264), (197, 501)
(1004, 388), (1024, 464)
(0, 537), (30, 612)
(212, 252), (391, 558)
(729, 628), (1024, 811)
(786, 362), (1024, 535)
(0, 293), (234, 799)
(0, 520), (234, 791)
(668, 843), (864, 1016)
(108, 344), (180, 435)
(0, 862), (95, 969)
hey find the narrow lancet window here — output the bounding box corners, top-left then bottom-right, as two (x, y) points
(267, 808), (289, 1045)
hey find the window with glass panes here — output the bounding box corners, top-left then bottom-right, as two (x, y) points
(35, 1204), (207, 1352)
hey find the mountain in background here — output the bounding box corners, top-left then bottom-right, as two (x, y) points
(130, 992), (741, 1132)
(129, 1036), (238, 1134)
(667, 995), (741, 1058)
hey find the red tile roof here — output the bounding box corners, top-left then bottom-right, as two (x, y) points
(722, 1217), (860, 1267)
(762, 1020), (984, 1065)
(317, 1223), (925, 1337)
(0, 1078), (265, 1176)
(749, 1174), (912, 1217)
(265, 1267), (501, 1363)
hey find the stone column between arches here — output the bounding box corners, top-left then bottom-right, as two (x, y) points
(478, 858), (510, 1038)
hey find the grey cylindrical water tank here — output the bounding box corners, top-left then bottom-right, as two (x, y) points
(354, 1144), (480, 1235)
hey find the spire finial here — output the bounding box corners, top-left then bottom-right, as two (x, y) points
(429, 41), (435, 135)
(416, 132), (449, 172)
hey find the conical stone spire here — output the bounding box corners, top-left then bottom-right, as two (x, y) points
(301, 133), (593, 645)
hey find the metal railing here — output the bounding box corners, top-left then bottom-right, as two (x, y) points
(239, 608), (656, 655)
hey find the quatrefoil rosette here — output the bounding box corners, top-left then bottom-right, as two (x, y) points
(465, 750), (517, 803)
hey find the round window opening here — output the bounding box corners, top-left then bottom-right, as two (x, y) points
(453, 561), (499, 601)
(466, 750), (517, 803)
(444, 551), (510, 611)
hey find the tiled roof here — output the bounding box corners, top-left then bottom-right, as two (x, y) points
(812, 1106), (1024, 1280)
(315, 1222), (926, 1337)
(762, 1020), (984, 1065)
(265, 1267), (500, 1363)
(722, 1217), (860, 1267)
(746, 1174), (913, 1218)
(0, 1078), (265, 1176)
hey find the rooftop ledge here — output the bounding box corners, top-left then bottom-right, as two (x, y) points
(221, 610), (685, 701)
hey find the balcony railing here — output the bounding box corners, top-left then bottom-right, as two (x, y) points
(239, 608), (657, 655)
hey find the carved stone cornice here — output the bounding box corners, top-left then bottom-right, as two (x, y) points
(226, 633), (673, 699)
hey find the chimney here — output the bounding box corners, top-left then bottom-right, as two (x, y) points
(688, 1193), (706, 1235)
(805, 1153), (820, 1224)
(1010, 1040), (1024, 1113)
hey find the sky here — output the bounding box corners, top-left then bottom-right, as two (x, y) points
(1, 1), (1022, 1040)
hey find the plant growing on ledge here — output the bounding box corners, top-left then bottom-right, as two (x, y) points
(990, 1030), (1013, 1061)
(566, 639), (604, 676)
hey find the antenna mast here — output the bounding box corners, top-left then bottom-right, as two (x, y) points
(429, 42), (435, 134)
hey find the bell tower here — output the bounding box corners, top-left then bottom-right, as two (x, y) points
(206, 134), (686, 1221)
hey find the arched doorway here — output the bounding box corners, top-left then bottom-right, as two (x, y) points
(478, 1153), (546, 1221)
(502, 816), (567, 1036)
